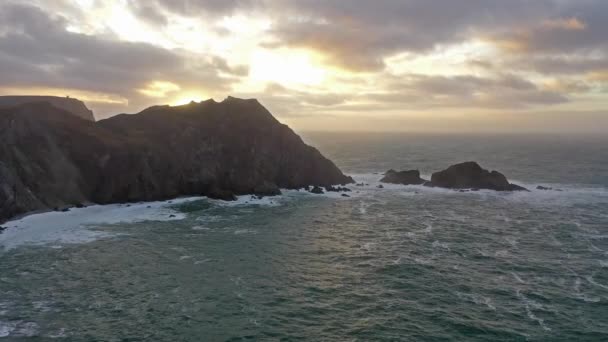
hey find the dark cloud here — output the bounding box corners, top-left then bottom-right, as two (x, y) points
(127, 1), (168, 26)
(142, 0), (261, 17)
(265, 0), (557, 71)
(487, 1), (608, 55)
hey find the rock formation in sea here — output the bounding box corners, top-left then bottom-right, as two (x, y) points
(380, 169), (427, 185)
(0, 97), (354, 223)
(0, 95), (95, 121)
(429, 161), (527, 191)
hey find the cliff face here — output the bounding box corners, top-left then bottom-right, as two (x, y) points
(0, 96), (95, 121)
(0, 97), (353, 223)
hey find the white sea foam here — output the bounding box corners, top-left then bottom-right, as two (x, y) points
(456, 292), (496, 311)
(0, 197), (201, 250)
(516, 290), (552, 331)
(234, 228), (257, 235)
(511, 272), (526, 284)
(586, 275), (608, 290)
(0, 321), (39, 338)
(349, 173), (608, 208)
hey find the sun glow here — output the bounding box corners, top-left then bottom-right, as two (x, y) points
(249, 49), (327, 87)
(171, 93), (207, 106)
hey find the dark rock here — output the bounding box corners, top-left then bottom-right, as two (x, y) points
(0, 96), (95, 121)
(147, 206), (152, 208)
(61, 208), (70, 212)
(253, 181), (281, 197)
(537, 186), (552, 191)
(169, 214), (176, 218)
(0, 97), (353, 223)
(377, 184), (384, 189)
(309, 186), (324, 194)
(75, 203), (85, 208)
(207, 185), (237, 201)
(324, 185), (338, 192)
(324, 185), (351, 192)
(430, 162), (527, 191)
(380, 169), (427, 185)
(341, 194), (351, 198)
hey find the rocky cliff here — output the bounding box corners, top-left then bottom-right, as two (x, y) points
(0, 97), (353, 223)
(0, 96), (95, 121)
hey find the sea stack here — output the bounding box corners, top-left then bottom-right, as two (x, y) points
(380, 169), (427, 185)
(0, 97), (353, 223)
(429, 162), (527, 191)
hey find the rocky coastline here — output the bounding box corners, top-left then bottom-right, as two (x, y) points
(0, 97), (353, 224)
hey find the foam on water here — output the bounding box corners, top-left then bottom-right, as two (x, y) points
(0, 197), (202, 250)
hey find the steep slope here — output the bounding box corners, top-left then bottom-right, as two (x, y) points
(0, 97), (353, 223)
(0, 96), (95, 121)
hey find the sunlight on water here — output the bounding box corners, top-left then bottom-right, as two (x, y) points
(1, 133), (607, 340)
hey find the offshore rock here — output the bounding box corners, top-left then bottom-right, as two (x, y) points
(380, 169), (427, 185)
(430, 162), (527, 191)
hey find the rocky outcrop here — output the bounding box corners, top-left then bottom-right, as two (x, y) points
(380, 169), (427, 185)
(429, 162), (527, 191)
(0, 97), (353, 223)
(0, 96), (95, 121)
(253, 181), (281, 197)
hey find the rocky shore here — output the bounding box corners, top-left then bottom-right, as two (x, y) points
(0, 97), (353, 223)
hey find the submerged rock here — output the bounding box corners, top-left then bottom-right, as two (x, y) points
(380, 169), (427, 185)
(309, 186), (324, 194)
(324, 185), (352, 192)
(253, 181), (281, 197)
(430, 162), (527, 191)
(0, 97), (353, 223)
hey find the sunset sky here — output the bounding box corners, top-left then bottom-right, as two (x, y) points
(1, 0), (607, 132)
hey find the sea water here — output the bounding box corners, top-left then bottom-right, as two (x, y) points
(1, 132), (607, 341)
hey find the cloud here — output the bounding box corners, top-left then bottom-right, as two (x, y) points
(486, 2), (608, 55)
(0, 1), (236, 115)
(365, 73), (568, 109)
(0, 0), (606, 130)
(127, 1), (168, 26)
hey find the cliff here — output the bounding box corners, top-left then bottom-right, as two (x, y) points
(0, 97), (353, 223)
(0, 96), (95, 121)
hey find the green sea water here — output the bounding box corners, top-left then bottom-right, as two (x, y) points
(1, 133), (607, 341)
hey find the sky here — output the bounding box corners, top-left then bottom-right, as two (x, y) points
(0, 0), (607, 133)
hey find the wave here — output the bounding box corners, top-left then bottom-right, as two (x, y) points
(0, 197), (202, 250)
(3, 172), (605, 251)
(347, 173), (608, 207)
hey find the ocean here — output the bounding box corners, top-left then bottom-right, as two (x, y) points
(1, 132), (607, 341)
